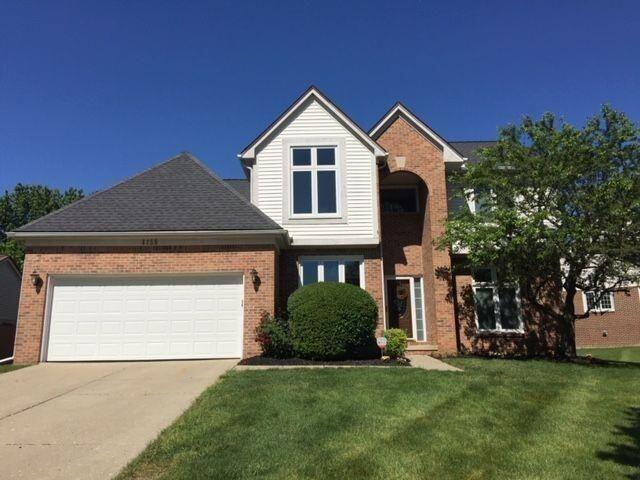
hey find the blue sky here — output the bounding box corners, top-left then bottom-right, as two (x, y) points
(2, 0), (639, 193)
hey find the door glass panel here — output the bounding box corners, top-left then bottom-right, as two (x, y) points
(475, 287), (496, 330)
(323, 261), (339, 282)
(344, 260), (360, 287)
(413, 277), (425, 341)
(302, 260), (319, 285)
(387, 279), (413, 338)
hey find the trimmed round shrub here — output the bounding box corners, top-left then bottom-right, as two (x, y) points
(255, 312), (294, 358)
(288, 282), (378, 360)
(382, 328), (408, 358)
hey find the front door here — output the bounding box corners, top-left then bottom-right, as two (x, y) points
(386, 279), (414, 338)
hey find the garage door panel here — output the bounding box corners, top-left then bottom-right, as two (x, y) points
(46, 275), (243, 361)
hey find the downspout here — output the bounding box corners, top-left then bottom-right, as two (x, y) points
(0, 356), (14, 364)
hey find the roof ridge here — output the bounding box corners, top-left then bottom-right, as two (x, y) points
(182, 153), (282, 230)
(14, 152), (192, 233)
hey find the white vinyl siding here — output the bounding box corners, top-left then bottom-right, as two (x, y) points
(254, 100), (378, 245)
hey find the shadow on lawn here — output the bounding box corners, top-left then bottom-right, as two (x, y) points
(597, 407), (640, 479)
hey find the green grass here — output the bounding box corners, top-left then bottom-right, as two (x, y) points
(117, 359), (640, 480)
(0, 364), (26, 374)
(578, 346), (640, 363)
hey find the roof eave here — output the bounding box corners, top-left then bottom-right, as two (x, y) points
(8, 229), (291, 249)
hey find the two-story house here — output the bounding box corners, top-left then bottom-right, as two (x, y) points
(10, 86), (571, 363)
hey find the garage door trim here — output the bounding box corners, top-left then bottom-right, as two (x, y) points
(41, 273), (245, 362)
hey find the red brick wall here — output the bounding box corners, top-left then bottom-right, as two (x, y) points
(452, 258), (564, 356)
(376, 116), (457, 352)
(278, 247), (384, 332)
(575, 288), (640, 347)
(13, 245), (278, 364)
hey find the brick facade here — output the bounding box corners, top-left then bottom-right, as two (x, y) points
(376, 116), (457, 352)
(575, 288), (640, 348)
(452, 261), (564, 356)
(13, 245), (278, 363)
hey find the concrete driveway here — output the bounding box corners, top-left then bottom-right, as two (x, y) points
(0, 359), (237, 480)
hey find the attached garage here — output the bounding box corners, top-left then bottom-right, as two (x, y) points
(9, 153), (286, 363)
(43, 275), (244, 361)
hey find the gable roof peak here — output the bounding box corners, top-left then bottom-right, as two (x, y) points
(239, 86), (387, 160)
(369, 102), (466, 163)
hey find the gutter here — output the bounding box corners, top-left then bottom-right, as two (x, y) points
(8, 229), (292, 249)
(7, 229), (288, 239)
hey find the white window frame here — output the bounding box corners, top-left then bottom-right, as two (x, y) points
(290, 145), (340, 218)
(472, 267), (523, 333)
(298, 255), (365, 289)
(583, 291), (615, 313)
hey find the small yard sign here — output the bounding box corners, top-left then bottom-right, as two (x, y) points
(376, 336), (387, 349)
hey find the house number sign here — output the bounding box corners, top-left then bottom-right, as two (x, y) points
(141, 238), (159, 246)
(376, 337), (387, 349)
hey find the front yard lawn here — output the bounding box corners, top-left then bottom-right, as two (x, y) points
(0, 364), (25, 374)
(578, 346), (640, 363)
(117, 359), (640, 480)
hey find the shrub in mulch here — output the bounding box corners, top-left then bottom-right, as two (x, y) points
(288, 282), (378, 360)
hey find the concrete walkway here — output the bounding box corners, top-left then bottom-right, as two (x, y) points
(0, 359), (236, 480)
(407, 355), (462, 371)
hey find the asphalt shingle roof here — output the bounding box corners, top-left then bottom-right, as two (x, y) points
(223, 179), (250, 200)
(449, 141), (496, 164)
(16, 153), (282, 233)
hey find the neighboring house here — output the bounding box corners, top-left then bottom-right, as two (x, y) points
(0, 256), (21, 359)
(9, 86), (628, 364)
(574, 287), (640, 348)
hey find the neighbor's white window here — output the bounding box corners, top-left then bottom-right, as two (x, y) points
(472, 268), (523, 332)
(299, 256), (364, 288)
(291, 146), (339, 216)
(584, 291), (615, 312)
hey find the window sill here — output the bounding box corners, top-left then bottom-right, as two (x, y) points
(285, 215), (347, 225)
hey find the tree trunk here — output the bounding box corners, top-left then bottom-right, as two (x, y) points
(557, 287), (578, 357)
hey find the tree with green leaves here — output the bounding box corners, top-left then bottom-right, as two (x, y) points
(0, 184), (84, 269)
(439, 105), (640, 357)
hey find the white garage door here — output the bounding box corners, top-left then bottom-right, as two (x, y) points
(45, 275), (243, 361)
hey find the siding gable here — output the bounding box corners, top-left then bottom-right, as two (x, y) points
(254, 99), (379, 245)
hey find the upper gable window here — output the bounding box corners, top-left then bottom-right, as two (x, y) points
(381, 188), (418, 213)
(291, 146), (339, 216)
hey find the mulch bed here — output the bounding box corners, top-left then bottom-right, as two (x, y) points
(238, 356), (411, 367)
